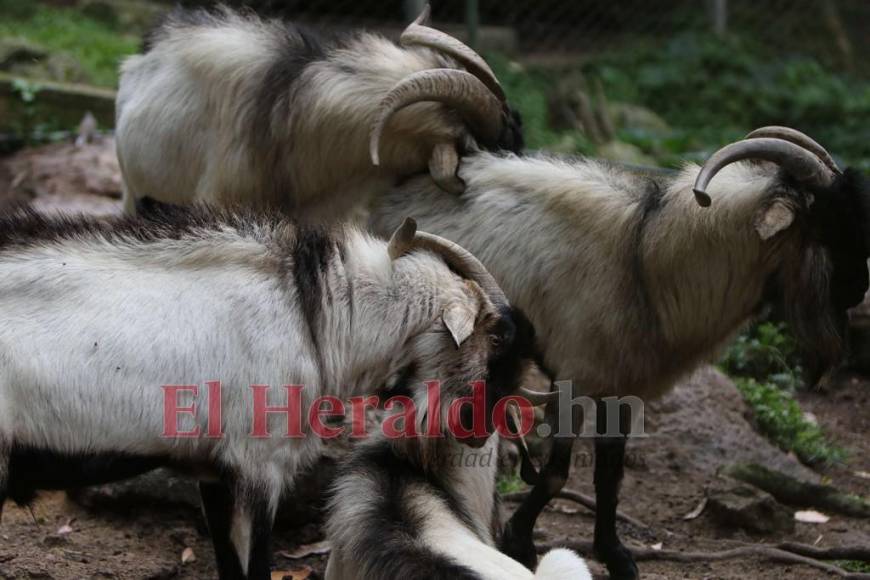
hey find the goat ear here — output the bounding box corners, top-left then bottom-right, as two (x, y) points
(754, 199), (796, 240)
(442, 303), (477, 347)
(521, 362), (552, 394)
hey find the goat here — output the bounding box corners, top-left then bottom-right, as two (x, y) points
(368, 92), (870, 579)
(326, 431), (592, 580)
(115, 5), (522, 220)
(0, 206), (551, 580)
(323, 245), (589, 579)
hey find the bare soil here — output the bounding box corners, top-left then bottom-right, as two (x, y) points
(0, 142), (868, 580)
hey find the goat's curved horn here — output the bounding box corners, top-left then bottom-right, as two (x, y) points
(693, 138), (838, 207)
(429, 142), (464, 194)
(519, 387), (560, 406)
(370, 69), (503, 166)
(388, 217), (418, 260)
(746, 126), (840, 174)
(401, 4), (506, 103)
(391, 225), (508, 310)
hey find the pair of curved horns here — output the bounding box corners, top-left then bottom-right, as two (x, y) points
(692, 126), (840, 207)
(388, 217), (509, 310)
(401, 4), (506, 103)
(369, 5), (506, 170)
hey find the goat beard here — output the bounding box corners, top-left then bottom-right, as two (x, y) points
(780, 244), (851, 385)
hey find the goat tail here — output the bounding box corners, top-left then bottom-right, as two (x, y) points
(533, 548), (592, 580)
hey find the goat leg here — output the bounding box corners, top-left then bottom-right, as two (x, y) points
(244, 492), (275, 580)
(200, 480), (246, 580)
(593, 400), (638, 580)
(500, 435), (575, 568)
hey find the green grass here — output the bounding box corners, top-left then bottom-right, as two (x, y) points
(0, 4), (139, 87)
(733, 377), (845, 466)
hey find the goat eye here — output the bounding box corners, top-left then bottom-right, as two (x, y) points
(490, 335), (503, 348)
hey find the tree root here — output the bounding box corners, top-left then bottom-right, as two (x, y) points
(502, 487), (649, 530)
(539, 540), (870, 579)
(725, 463), (870, 518)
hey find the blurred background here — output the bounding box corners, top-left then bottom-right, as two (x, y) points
(2, 0), (870, 169)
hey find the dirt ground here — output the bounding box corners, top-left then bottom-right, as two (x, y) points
(0, 141), (868, 580)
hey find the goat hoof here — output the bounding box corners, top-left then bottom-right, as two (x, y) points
(596, 542), (639, 580)
(498, 524), (537, 569)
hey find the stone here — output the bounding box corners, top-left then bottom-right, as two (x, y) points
(706, 477), (794, 535)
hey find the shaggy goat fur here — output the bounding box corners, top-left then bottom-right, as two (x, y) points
(116, 6), (521, 220)
(0, 204), (528, 580)
(326, 434), (591, 580)
(369, 151), (870, 578)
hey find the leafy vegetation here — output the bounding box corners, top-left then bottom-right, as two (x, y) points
(0, 3), (139, 87)
(720, 322), (804, 391)
(733, 377), (845, 466)
(720, 322), (845, 466)
(496, 474), (527, 495)
(488, 54), (595, 154)
(585, 31), (870, 170)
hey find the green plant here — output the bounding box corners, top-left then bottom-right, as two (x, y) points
(584, 31), (870, 169)
(837, 561), (870, 574)
(487, 54), (595, 154)
(0, 5), (139, 87)
(11, 79), (41, 104)
(734, 378), (845, 466)
(720, 322), (803, 390)
(496, 474), (526, 495)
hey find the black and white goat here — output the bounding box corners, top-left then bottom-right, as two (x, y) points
(369, 93), (870, 579)
(326, 432), (591, 580)
(325, 229), (589, 579)
(0, 207), (549, 580)
(115, 5), (522, 219)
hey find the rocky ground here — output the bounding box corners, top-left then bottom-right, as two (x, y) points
(0, 140), (868, 579)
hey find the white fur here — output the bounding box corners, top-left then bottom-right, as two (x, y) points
(371, 152), (797, 399)
(326, 433), (591, 580)
(116, 7), (465, 220)
(0, 216), (493, 572)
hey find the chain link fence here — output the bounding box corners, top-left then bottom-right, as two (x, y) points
(191, 0), (870, 77)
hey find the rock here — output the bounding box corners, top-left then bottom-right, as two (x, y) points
(644, 367), (818, 482)
(41, 535), (70, 548)
(706, 477), (794, 535)
(0, 41), (47, 71)
(596, 141), (658, 166)
(68, 469), (202, 512)
(0, 73), (116, 134)
(609, 103), (671, 134)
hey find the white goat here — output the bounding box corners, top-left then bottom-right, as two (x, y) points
(115, 5), (522, 220)
(0, 207), (547, 580)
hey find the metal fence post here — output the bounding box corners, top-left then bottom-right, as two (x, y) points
(466, 0), (479, 48)
(711, 0), (728, 36)
(404, 0), (426, 23)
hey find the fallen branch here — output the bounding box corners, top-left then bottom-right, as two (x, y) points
(725, 463), (870, 518)
(774, 542), (870, 561)
(540, 540), (870, 579)
(502, 487), (649, 530)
